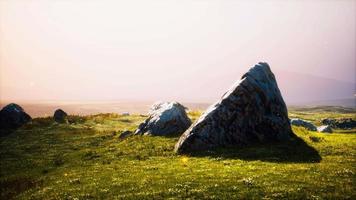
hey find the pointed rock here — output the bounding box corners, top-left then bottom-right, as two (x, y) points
(175, 62), (293, 154)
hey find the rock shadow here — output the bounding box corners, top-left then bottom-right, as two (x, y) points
(188, 135), (322, 163)
(0, 128), (15, 137)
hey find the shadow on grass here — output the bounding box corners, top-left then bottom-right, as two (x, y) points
(0, 177), (43, 199)
(189, 136), (322, 163)
(0, 129), (14, 137)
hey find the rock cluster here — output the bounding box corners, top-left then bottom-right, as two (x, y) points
(135, 102), (191, 136)
(175, 62), (293, 154)
(54, 109), (68, 123)
(322, 118), (356, 129)
(290, 118), (317, 131)
(0, 103), (31, 130)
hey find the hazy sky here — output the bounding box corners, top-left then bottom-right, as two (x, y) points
(0, 0), (355, 103)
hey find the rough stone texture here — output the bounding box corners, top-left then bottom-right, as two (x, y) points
(0, 103), (32, 130)
(321, 118), (356, 129)
(290, 118), (317, 131)
(317, 125), (333, 133)
(54, 109), (68, 123)
(135, 102), (191, 136)
(175, 62), (293, 154)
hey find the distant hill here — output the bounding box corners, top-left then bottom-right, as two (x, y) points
(289, 98), (355, 108)
(274, 69), (355, 107)
(288, 105), (356, 114)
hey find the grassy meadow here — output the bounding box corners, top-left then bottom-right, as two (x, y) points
(0, 107), (355, 199)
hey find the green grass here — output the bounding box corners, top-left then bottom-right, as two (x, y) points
(289, 106), (356, 126)
(0, 109), (355, 199)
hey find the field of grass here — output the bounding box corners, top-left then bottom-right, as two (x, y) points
(0, 108), (355, 199)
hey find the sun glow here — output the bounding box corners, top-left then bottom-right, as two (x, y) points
(0, 0), (355, 104)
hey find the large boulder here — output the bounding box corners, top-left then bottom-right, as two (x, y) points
(0, 103), (32, 130)
(290, 118), (317, 131)
(54, 109), (68, 123)
(135, 102), (191, 136)
(175, 62), (293, 154)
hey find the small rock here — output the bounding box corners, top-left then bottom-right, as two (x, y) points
(135, 102), (191, 136)
(290, 118), (317, 131)
(317, 125), (333, 133)
(0, 103), (31, 130)
(122, 112), (130, 116)
(119, 130), (133, 140)
(69, 178), (81, 184)
(54, 109), (68, 123)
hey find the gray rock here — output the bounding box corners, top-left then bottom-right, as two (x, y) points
(322, 118), (356, 129)
(175, 62), (293, 154)
(122, 112), (130, 116)
(119, 130), (133, 140)
(135, 102), (191, 136)
(290, 118), (317, 131)
(317, 125), (333, 133)
(0, 103), (31, 130)
(54, 109), (68, 123)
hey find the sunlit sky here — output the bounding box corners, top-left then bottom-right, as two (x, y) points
(0, 0), (355, 104)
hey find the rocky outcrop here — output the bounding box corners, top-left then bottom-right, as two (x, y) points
(175, 62), (293, 154)
(0, 103), (31, 130)
(321, 118), (356, 129)
(54, 109), (68, 123)
(135, 102), (191, 136)
(290, 118), (317, 131)
(317, 125), (333, 133)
